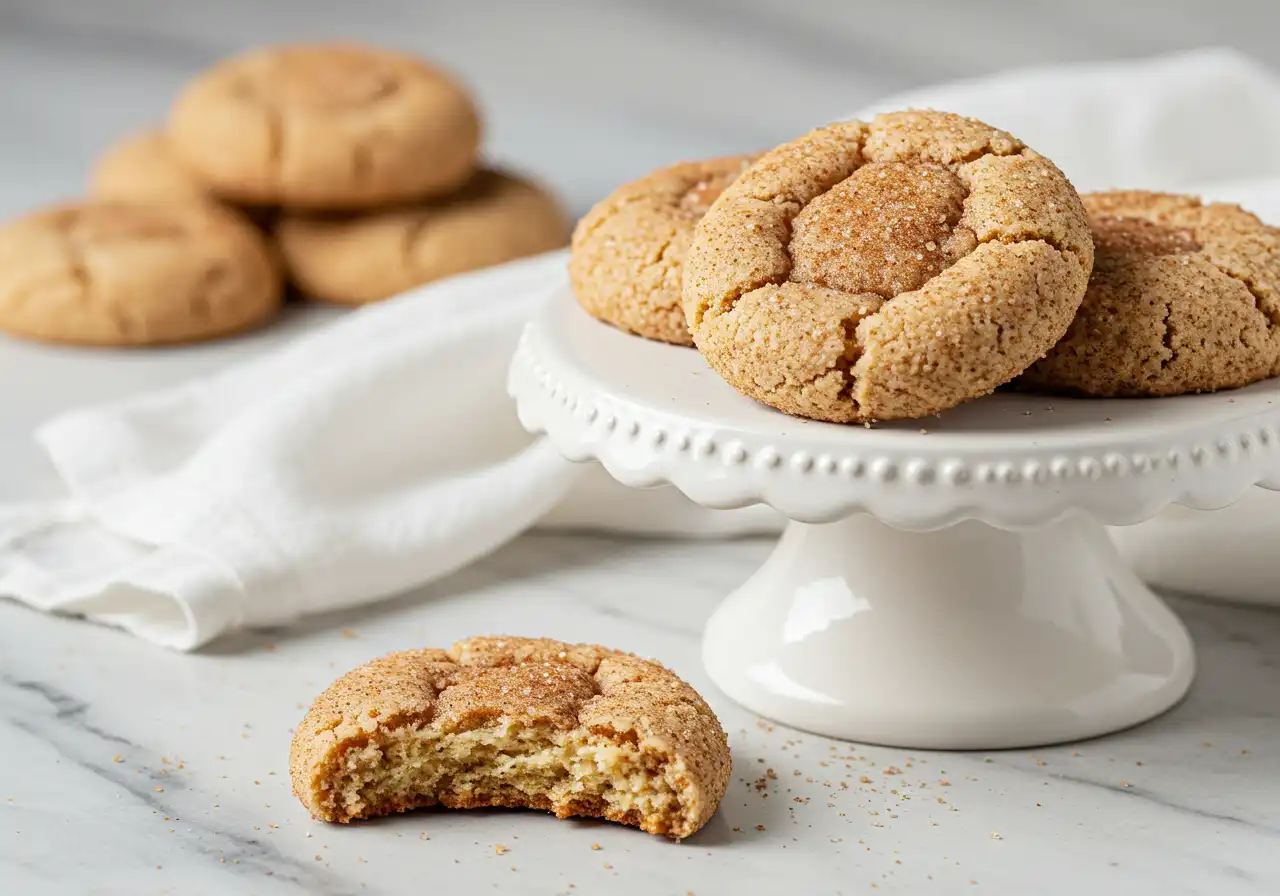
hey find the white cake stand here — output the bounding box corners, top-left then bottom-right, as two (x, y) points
(509, 288), (1280, 750)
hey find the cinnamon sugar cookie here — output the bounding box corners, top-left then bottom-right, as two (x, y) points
(90, 129), (212, 203)
(683, 110), (1093, 423)
(0, 201), (281, 346)
(570, 155), (755, 345)
(170, 44), (481, 210)
(1020, 191), (1280, 396)
(275, 169), (567, 304)
(290, 636), (730, 839)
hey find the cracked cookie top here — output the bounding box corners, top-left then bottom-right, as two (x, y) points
(682, 110), (1093, 423)
(275, 169), (567, 305)
(1020, 191), (1280, 397)
(0, 200), (281, 346)
(169, 44), (481, 210)
(570, 155), (757, 346)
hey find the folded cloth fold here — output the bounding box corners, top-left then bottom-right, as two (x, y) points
(4, 48), (1280, 648)
(0, 253), (778, 649)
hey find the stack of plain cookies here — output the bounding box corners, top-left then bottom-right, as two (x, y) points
(0, 43), (568, 348)
(572, 110), (1280, 421)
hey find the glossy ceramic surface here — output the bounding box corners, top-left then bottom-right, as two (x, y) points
(1112, 493), (1280, 607)
(702, 514), (1194, 748)
(509, 287), (1280, 747)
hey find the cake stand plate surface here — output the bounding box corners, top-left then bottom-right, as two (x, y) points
(510, 288), (1280, 749)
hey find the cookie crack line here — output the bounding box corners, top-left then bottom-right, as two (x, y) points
(835, 314), (863, 410)
(262, 98), (286, 185)
(1158, 297), (1176, 372)
(970, 232), (1085, 267)
(729, 172), (1083, 324)
(682, 111), (1092, 422)
(572, 192), (658, 248)
(399, 214), (433, 280)
(290, 637), (730, 840)
(1209, 260), (1280, 333)
(62, 229), (92, 302)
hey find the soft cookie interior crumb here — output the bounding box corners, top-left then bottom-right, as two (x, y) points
(290, 638), (730, 840)
(314, 719), (688, 835)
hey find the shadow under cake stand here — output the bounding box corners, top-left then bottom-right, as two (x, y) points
(509, 289), (1280, 749)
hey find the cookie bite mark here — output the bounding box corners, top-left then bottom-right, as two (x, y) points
(790, 160), (971, 298)
(290, 637), (731, 840)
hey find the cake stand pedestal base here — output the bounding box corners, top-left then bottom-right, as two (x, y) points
(512, 289), (1280, 748)
(703, 513), (1194, 749)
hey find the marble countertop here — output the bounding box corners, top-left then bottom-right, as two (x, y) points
(2, 2), (1280, 893)
(4, 537), (1279, 895)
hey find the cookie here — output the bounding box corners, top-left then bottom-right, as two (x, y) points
(0, 201), (282, 346)
(1020, 191), (1280, 396)
(570, 155), (756, 345)
(169, 43), (481, 210)
(275, 169), (568, 305)
(289, 636), (730, 839)
(682, 110), (1093, 423)
(90, 129), (212, 203)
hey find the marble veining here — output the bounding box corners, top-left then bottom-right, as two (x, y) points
(2, 2), (1280, 893)
(3, 533), (1279, 895)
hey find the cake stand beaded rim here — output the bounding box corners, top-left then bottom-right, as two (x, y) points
(509, 288), (1280, 530)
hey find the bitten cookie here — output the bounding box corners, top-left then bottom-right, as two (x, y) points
(0, 201), (282, 346)
(275, 169), (568, 305)
(289, 636), (731, 839)
(683, 110), (1093, 423)
(1020, 191), (1280, 396)
(570, 155), (755, 345)
(90, 129), (212, 203)
(170, 43), (481, 210)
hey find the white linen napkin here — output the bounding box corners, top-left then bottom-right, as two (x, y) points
(5, 47), (1280, 649)
(0, 254), (778, 649)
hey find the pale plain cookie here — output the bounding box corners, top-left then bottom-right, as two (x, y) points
(170, 44), (481, 210)
(0, 201), (282, 346)
(289, 636), (731, 839)
(275, 169), (568, 305)
(570, 155), (756, 345)
(90, 129), (213, 203)
(682, 110), (1093, 423)
(1020, 191), (1280, 396)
